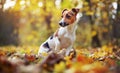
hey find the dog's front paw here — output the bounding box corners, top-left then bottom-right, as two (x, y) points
(68, 49), (76, 58)
(58, 49), (66, 56)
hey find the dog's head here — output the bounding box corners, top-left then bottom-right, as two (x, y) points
(59, 8), (79, 27)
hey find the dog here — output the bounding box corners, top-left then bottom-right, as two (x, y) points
(38, 8), (79, 56)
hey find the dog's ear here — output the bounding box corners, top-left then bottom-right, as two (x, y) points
(62, 9), (68, 14)
(72, 8), (79, 14)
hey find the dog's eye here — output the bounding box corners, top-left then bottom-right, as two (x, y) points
(66, 14), (71, 19)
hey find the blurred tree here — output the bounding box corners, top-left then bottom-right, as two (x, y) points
(82, 0), (101, 47)
(0, 0), (20, 46)
(81, 0), (117, 47)
(112, 0), (120, 46)
(0, 10), (20, 46)
(0, 0), (5, 11)
(42, 0), (52, 31)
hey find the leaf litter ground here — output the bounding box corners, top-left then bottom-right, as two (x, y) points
(0, 45), (120, 73)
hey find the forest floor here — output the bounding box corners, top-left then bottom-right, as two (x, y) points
(0, 45), (120, 73)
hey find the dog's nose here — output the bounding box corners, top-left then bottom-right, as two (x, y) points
(59, 22), (69, 27)
(59, 22), (62, 26)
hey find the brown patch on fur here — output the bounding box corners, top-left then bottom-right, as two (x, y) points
(61, 8), (79, 25)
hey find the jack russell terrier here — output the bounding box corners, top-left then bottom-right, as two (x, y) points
(38, 8), (79, 56)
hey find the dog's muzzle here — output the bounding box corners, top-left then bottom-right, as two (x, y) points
(59, 22), (69, 27)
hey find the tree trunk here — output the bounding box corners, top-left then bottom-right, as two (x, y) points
(85, 0), (101, 47)
(112, 0), (120, 46)
(43, 0), (52, 36)
(0, 0), (5, 11)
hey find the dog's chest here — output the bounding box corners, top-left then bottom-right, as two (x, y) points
(59, 28), (76, 48)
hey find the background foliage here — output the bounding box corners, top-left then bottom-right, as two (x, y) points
(0, 0), (120, 47)
(0, 0), (120, 73)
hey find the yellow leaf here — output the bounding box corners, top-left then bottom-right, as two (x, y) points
(92, 31), (97, 37)
(54, 62), (66, 73)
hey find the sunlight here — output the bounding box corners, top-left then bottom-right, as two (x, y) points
(20, 0), (25, 5)
(4, 0), (16, 10)
(38, 2), (43, 7)
(55, 0), (61, 8)
(112, 2), (117, 19)
(112, 2), (117, 9)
